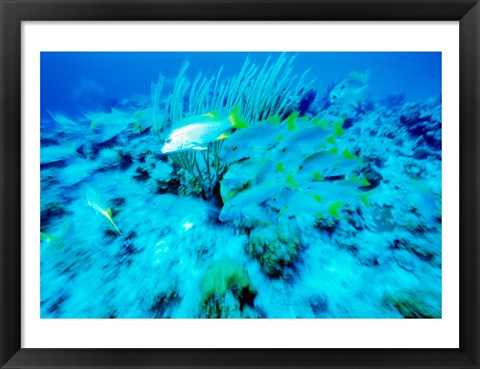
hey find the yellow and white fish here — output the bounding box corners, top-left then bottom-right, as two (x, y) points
(86, 188), (121, 235)
(161, 106), (248, 154)
(329, 70), (369, 108)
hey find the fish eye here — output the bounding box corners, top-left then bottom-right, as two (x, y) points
(232, 145), (238, 152)
(165, 138), (172, 144)
(340, 85), (345, 90)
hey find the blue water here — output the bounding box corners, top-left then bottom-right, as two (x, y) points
(40, 52), (442, 319)
(41, 52), (440, 119)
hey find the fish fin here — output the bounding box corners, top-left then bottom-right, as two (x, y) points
(242, 205), (269, 223)
(285, 172), (299, 189)
(109, 218), (122, 235)
(327, 147), (338, 155)
(317, 119), (329, 129)
(268, 115), (281, 124)
(229, 105), (249, 129)
(312, 172), (324, 181)
(334, 120), (344, 136)
(360, 190), (374, 206)
(342, 148), (356, 159)
(217, 133), (230, 140)
(329, 201), (344, 219)
(286, 111), (300, 131)
(40, 232), (52, 242)
(133, 121), (140, 133)
(222, 189), (238, 202)
(204, 111), (221, 119)
(312, 194), (322, 203)
(349, 70), (369, 84)
(106, 208), (112, 218)
(83, 113), (95, 128)
(356, 85), (369, 94)
(89, 120), (99, 130)
(327, 135), (337, 145)
(72, 150), (83, 159)
(275, 162), (285, 173)
(279, 205), (290, 216)
(360, 177), (371, 187)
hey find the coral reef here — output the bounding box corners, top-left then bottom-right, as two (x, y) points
(249, 217), (302, 278)
(199, 260), (257, 318)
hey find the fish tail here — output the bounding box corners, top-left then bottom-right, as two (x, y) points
(360, 177), (371, 187)
(329, 201), (345, 219)
(360, 190), (374, 206)
(334, 120), (344, 136)
(90, 120), (99, 130)
(108, 217), (122, 235)
(286, 111), (300, 131)
(104, 208), (121, 235)
(40, 232), (53, 242)
(229, 105), (249, 129)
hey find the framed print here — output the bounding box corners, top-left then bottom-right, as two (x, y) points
(1, 0), (479, 368)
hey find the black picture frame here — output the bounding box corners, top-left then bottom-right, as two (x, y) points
(1, 0), (479, 368)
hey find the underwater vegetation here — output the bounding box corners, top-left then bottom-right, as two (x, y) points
(40, 52), (442, 319)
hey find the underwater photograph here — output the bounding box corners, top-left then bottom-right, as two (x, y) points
(40, 52), (442, 319)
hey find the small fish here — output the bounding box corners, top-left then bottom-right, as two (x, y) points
(299, 179), (372, 206)
(329, 70), (369, 108)
(84, 108), (137, 130)
(56, 158), (96, 187)
(254, 116), (343, 185)
(40, 142), (83, 165)
(293, 147), (363, 184)
(132, 107), (158, 134)
(220, 159), (267, 202)
(86, 188), (121, 235)
(221, 119), (287, 164)
(161, 106), (248, 154)
(48, 111), (83, 133)
(96, 148), (123, 168)
(219, 182), (282, 222)
(40, 219), (74, 247)
(277, 115), (342, 156)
